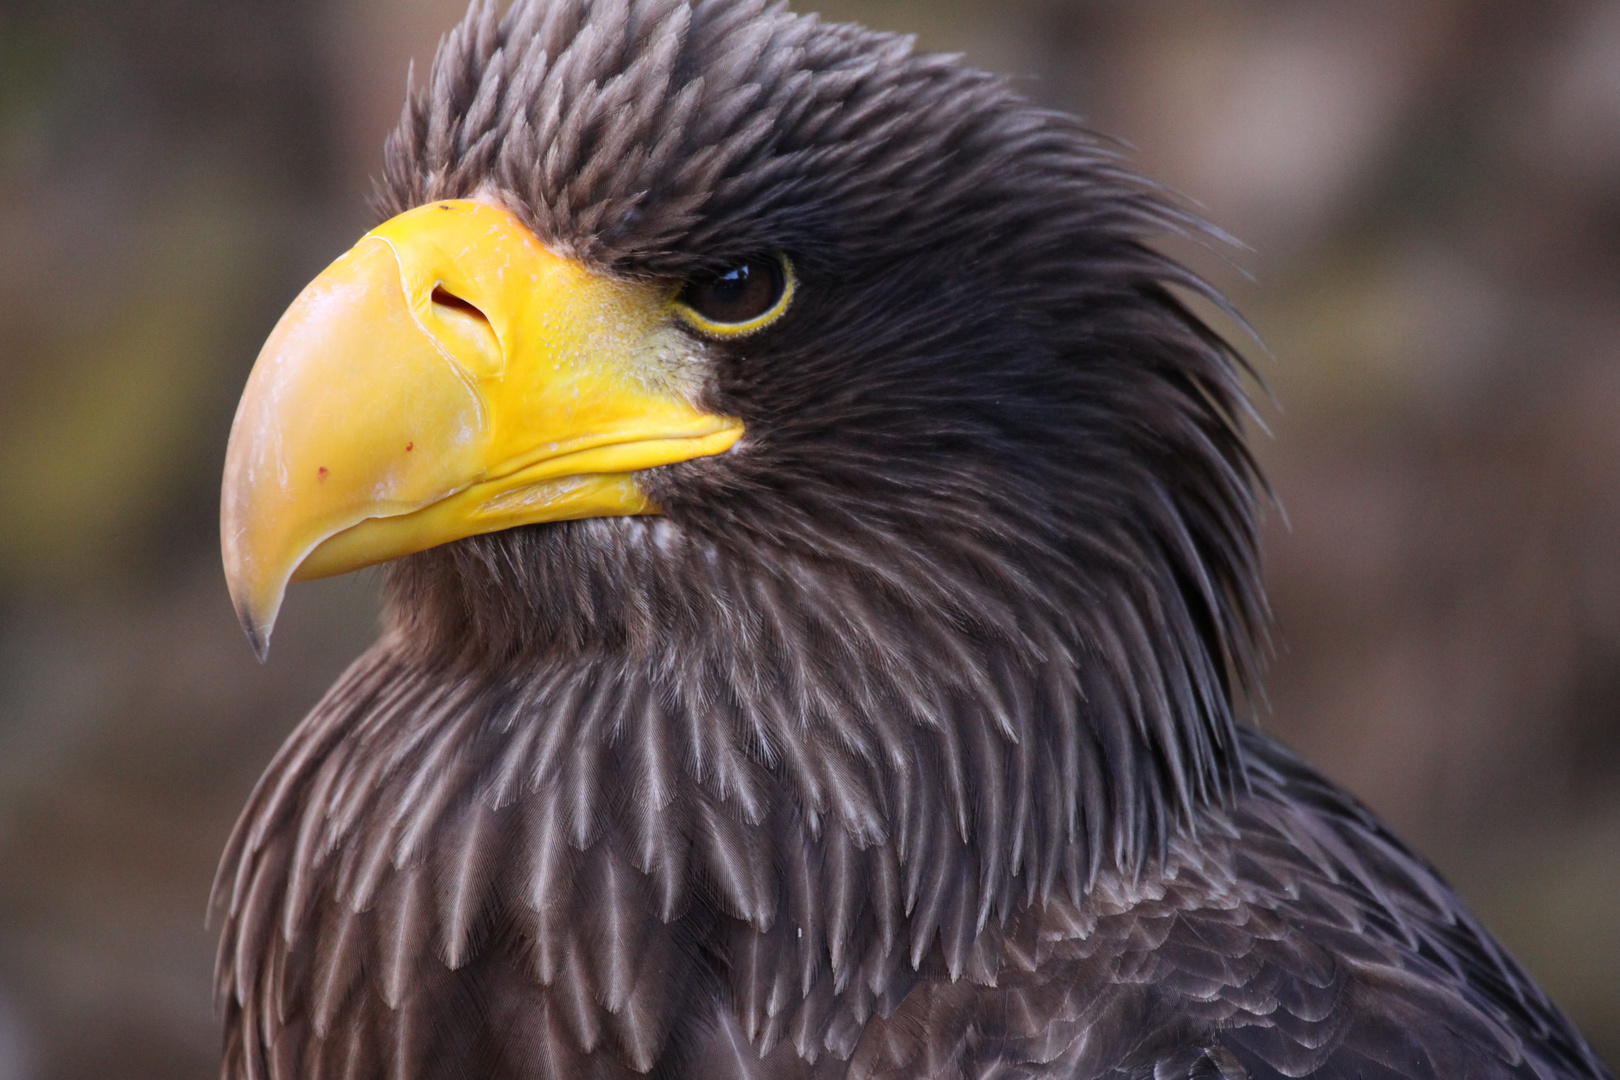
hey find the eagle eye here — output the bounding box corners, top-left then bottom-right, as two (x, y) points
(675, 255), (794, 337)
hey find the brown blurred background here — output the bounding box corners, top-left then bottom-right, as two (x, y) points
(0, 0), (1617, 1076)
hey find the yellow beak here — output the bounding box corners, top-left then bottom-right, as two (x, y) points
(221, 200), (742, 657)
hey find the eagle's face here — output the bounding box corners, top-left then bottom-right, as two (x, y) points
(222, 3), (1032, 650)
(221, 1), (1262, 817)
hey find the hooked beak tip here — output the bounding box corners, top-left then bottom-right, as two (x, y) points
(236, 606), (273, 663)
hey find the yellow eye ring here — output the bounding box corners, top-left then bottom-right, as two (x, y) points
(673, 254), (796, 338)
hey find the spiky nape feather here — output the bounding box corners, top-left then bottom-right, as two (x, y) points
(212, 2), (1614, 1079)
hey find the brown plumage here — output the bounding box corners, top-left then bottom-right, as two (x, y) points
(212, 2), (1614, 1079)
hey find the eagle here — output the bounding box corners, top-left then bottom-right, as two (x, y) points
(212, 2), (1614, 1079)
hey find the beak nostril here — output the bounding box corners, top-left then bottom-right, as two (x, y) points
(430, 285), (501, 367)
(431, 286), (489, 324)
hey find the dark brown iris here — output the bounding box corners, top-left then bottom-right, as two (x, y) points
(680, 257), (786, 326)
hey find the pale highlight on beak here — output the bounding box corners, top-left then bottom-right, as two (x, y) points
(221, 200), (742, 658)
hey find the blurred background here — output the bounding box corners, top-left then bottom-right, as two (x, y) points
(0, 0), (1617, 1075)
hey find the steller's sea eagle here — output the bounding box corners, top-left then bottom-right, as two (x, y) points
(213, 2), (1615, 1079)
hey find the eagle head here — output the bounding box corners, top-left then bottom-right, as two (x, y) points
(222, 0), (1263, 944)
